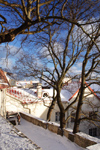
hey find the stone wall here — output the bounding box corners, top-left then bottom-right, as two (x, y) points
(74, 133), (97, 148)
(20, 112), (47, 129)
(48, 123), (59, 133)
(20, 112), (100, 149)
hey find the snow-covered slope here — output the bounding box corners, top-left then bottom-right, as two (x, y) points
(0, 115), (41, 150)
(16, 118), (85, 150)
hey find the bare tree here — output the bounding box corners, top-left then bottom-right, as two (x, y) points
(73, 25), (100, 133)
(0, 0), (60, 43)
(65, 79), (100, 133)
(13, 23), (83, 129)
(0, 0), (99, 45)
(2, 0), (100, 133)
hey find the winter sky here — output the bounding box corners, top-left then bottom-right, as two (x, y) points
(0, 41), (82, 75)
(1, 21), (99, 76)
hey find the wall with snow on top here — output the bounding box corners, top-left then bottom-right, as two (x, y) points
(20, 112), (100, 149)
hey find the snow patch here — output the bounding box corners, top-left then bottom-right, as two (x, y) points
(16, 118), (85, 150)
(0, 115), (41, 150)
(87, 143), (100, 150)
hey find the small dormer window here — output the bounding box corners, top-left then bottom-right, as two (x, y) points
(43, 93), (48, 97)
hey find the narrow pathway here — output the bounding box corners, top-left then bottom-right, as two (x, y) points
(16, 118), (85, 150)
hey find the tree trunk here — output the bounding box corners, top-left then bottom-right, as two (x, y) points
(73, 86), (85, 133)
(57, 86), (66, 129)
(60, 108), (66, 129)
(73, 32), (99, 133)
(47, 96), (57, 121)
(73, 61), (86, 133)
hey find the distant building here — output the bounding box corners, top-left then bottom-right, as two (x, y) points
(66, 82), (100, 138)
(16, 80), (39, 88)
(4, 77), (100, 138)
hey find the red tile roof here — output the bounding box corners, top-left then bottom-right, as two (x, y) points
(68, 89), (79, 101)
(68, 82), (100, 101)
(85, 82), (100, 101)
(0, 69), (10, 89)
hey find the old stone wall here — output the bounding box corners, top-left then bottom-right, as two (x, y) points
(20, 112), (100, 149)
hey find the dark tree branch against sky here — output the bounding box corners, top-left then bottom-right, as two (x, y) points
(0, 0), (100, 44)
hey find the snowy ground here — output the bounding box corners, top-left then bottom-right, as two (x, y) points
(16, 118), (85, 150)
(0, 115), (41, 150)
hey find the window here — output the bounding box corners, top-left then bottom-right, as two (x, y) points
(89, 128), (97, 137)
(33, 83), (38, 88)
(55, 112), (60, 121)
(89, 111), (97, 119)
(71, 113), (76, 122)
(43, 93), (48, 97)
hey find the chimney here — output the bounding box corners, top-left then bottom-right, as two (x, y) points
(37, 83), (42, 98)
